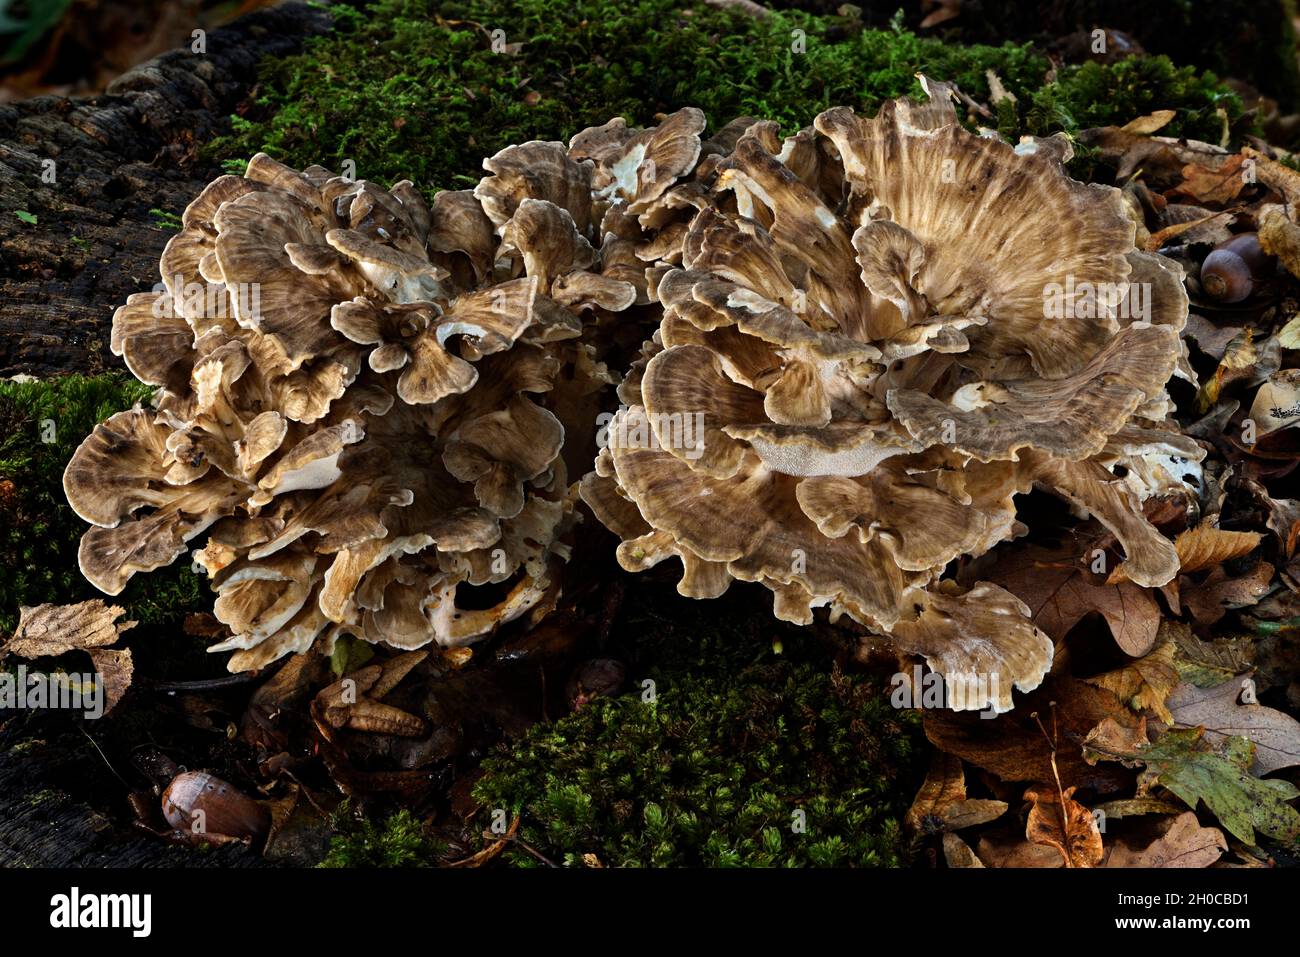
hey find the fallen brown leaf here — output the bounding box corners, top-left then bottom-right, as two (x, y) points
(1241, 478), (1300, 557)
(1242, 146), (1300, 206)
(983, 544), (1160, 656)
(1169, 154), (1249, 205)
(1145, 210), (1238, 251)
(925, 676), (1139, 793)
(1166, 676), (1300, 773)
(86, 648), (133, 715)
(1025, 784), (1104, 868)
(3, 601), (137, 714)
(1175, 524), (1262, 573)
(906, 752), (1007, 834)
(1084, 716), (1152, 764)
(1122, 110), (1177, 136)
(1084, 635), (1179, 722)
(975, 831), (1063, 868)
(1094, 797), (1188, 820)
(1182, 560), (1275, 628)
(1103, 811), (1226, 868)
(3, 600), (135, 657)
(942, 832), (985, 868)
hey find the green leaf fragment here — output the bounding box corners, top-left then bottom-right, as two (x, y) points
(1137, 728), (1300, 846)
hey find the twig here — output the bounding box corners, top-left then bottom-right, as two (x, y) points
(78, 725), (131, 790)
(1031, 704), (1072, 867)
(149, 673), (263, 693)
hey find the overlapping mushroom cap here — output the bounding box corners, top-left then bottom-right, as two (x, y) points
(581, 79), (1203, 712)
(66, 112), (713, 672)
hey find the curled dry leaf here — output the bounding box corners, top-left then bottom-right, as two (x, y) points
(1024, 784), (1104, 868)
(1240, 478), (1300, 557)
(1182, 560), (1275, 629)
(1121, 110), (1177, 136)
(314, 650), (428, 737)
(1084, 715), (1152, 766)
(905, 751), (1007, 835)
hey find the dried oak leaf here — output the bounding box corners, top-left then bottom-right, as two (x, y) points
(1024, 784), (1104, 868)
(1168, 154), (1250, 206)
(905, 751), (1007, 834)
(1103, 811), (1227, 868)
(983, 543), (1161, 657)
(1166, 676), (1300, 774)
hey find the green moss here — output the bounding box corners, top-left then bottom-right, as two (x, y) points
(953, 0), (1300, 112)
(0, 375), (204, 632)
(320, 804), (447, 867)
(209, 0), (1243, 193)
(472, 633), (922, 867)
(1025, 57), (1239, 145)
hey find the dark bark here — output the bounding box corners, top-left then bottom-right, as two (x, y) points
(0, 1), (332, 377)
(0, 715), (271, 867)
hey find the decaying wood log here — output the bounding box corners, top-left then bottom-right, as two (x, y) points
(0, 0), (332, 377)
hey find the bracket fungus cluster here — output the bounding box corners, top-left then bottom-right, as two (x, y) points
(580, 78), (1203, 713)
(64, 110), (713, 671)
(64, 84), (1200, 713)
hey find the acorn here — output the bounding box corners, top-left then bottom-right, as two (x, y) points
(1199, 233), (1275, 303)
(161, 771), (270, 846)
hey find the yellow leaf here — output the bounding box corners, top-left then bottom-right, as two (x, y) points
(1175, 524), (1262, 572)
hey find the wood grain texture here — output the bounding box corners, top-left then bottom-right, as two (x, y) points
(0, 1), (332, 377)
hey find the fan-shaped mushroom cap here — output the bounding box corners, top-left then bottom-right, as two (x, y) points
(66, 114), (713, 670)
(581, 80), (1197, 712)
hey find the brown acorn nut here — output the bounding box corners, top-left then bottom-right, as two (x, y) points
(1199, 233), (1276, 303)
(161, 771), (271, 846)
